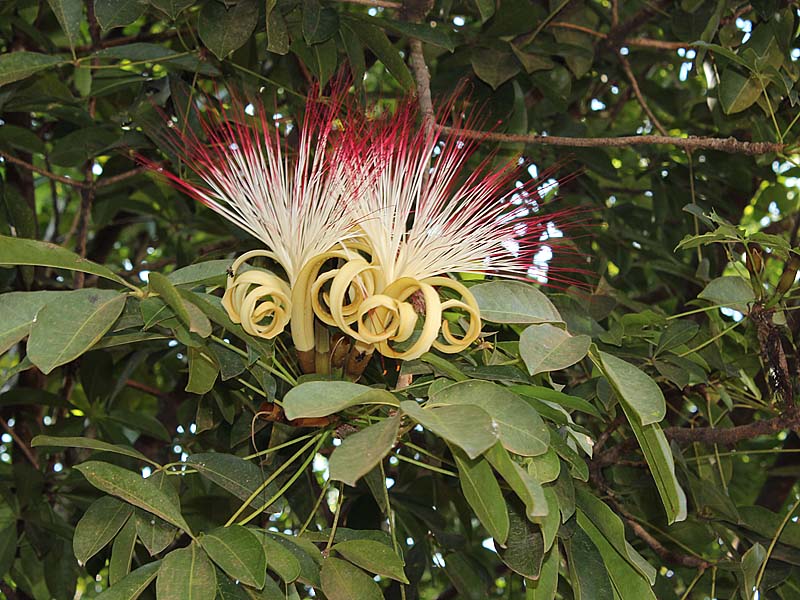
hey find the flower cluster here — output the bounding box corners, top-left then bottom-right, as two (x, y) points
(147, 86), (578, 374)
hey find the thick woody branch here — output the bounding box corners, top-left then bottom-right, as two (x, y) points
(596, 408), (800, 467)
(665, 408), (800, 445)
(438, 126), (786, 155)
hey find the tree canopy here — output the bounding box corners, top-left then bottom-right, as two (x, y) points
(1, 1), (800, 599)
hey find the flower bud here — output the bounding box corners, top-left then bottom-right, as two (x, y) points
(776, 251), (800, 296)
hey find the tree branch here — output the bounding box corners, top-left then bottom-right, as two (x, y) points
(404, 0), (435, 133)
(618, 51), (668, 136)
(0, 151), (83, 188)
(96, 166), (149, 188)
(596, 408), (800, 467)
(438, 126), (786, 155)
(1, 416), (40, 470)
(665, 408), (800, 445)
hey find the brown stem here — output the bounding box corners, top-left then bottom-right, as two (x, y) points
(0, 151), (84, 188)
(96, 166), (149, 188)
(438, 126), (785, 155)
(1, 416), (40, 470)
(596, 408), (800, 467)
(618, 51), (668, 136)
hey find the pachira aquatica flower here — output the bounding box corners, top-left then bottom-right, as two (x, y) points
(145, 83), (581, 376)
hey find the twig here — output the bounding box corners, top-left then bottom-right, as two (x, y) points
(338, 0), (402, 7)
(438, 125), (786, 155)
(96, 166), (149, 188)
(0, 151), (83, 188)
(547, 22), (689, 50)
(619, 506), (712, 569)
(74, 169), (95, 289)
(126, 379), (169, 398)
(618, 51), (668, 135)
(1, 416), (40, 470)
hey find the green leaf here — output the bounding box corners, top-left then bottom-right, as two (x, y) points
(485, 443), (547, 520)
(75, 461), (192, 534)
(73, 496), (134, 564)
(575, 488), (656, 584)
(94, 0), (147, 30)
(0, 51), (63, 87)
(741, 542), (766, 598)
(149, 272), (211, 337)
(564, 527), (613, 600)
(342, 17), (414, 89)
(283, 381), (399, 420)
(202, 525), (267, 589)
(149, 0), (194, 19)
(167, 259), (232, 287)
(539, 485), (560, 551)
(258, 534), (301, 582)
(656, 320), (700, 353)
(48, 0), (83, 52)
(185, 453), (283, 513)
(303, 0), (339, 45)
(473, 0), (495, 22)
(135, 508), (176, 556)
(0, 291), (68, 355)
(374, 18), (455, 51)
(470, 281), (562, 324)
(429, 380), (549, 456)
(50, 126), (119, 167)
(526, 448), (561, 484)
(0, 235), (135, 289)
(495, 498), (544, 579)
(27, 289), (126, 374)
(198, 0), (259, 60)
(31, 435), (155, 465)
(719, 68), (762, 114)
(259, 532), (302, 583)
(320, 557), (383, 600)
(471, 47), (520, 89)
(577, 511), (656, 600)
(95, 561), (160, 600)
(329, 415), (399, 487)
(452, 446), (509, 544)
(331, 540), (407, 583)
(442, 552), (486, 599)
(266, 4), (290, 54)
(511, 385), (602, 419)
(597, 351), (666, 426)
(109, 517), (137, 585)
(519, 323), (590, 375)
(0, 523), (17, 583)
(698, 275), (755, 311)
(186, 348), (219, 394)
(400, 400), (498, 459)
(620, 403), (687, 524)
(526, 546), (559, 598)
(157, 544), (216, 600)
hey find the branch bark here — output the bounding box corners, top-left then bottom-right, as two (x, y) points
(1, 416), (40, 470)
(438, 126), (786, 155)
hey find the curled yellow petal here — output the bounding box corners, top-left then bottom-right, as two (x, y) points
(375, 278), (442, 361)
(222, 251), (292, 340)
(424, 277), (482, 354)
